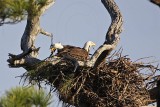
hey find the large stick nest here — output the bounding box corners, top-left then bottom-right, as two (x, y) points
(20, 50), (158, 107)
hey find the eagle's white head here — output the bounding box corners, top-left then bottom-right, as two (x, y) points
(50, 42), (64, 52)
(83, 41), (96, 52)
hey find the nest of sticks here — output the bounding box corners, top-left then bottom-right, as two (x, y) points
(20, 50), (159, 107)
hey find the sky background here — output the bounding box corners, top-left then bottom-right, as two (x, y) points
(0, 0), (160, 106)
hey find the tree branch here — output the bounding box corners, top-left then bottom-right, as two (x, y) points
(8, 57), (41, 70)
(40, 28), (53, 37)
(7, 0), (55, 68)
(86, 0), (123, 68)
(39, 0), (55, 14)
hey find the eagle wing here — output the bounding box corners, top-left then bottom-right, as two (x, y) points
(57, 45), (88, 61)
(67, 48), (88, 61)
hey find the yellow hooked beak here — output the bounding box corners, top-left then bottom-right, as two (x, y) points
(50, 47), (56, 52)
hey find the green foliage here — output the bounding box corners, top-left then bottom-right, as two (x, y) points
(36, 0), (48, 7)
(59, 75), (74, 97)
(0, 86), (52, 107)
(0, 0), (49, 25)
(29, 87), (52, 107)
(0, 0), (28, 24)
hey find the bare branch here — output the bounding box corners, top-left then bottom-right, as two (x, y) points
(8, 57), (41, 70)
(102, 0), (123, 44)
(40, 28), (52, 37)
(87, 0), (123, 68)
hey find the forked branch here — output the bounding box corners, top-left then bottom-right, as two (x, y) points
(72, 0), (123, 68)
(91, 0), (123, 68)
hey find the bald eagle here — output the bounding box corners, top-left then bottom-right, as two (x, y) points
(50, 41), (96, 72)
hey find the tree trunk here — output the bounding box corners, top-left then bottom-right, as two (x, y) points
(7, 0), (55, 69)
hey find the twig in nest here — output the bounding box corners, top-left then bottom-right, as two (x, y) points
(17, 49), (159, 107)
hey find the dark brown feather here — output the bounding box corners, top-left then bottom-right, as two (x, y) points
(57, 45), (88, 61)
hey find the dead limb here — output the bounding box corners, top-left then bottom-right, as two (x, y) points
(40, 28), (53, 37)
(91, 0), (123, 68)
(78, 0), (123, 68)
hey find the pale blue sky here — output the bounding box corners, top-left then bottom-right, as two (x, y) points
(0, 0), (160, 106)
